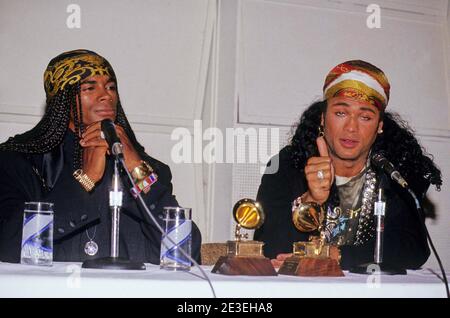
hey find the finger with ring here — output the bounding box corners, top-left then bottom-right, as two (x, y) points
(317, 169), (325, 180)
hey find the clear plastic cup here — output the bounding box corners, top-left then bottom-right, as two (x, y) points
(160, 207), (192, 271)
(20, 202), (54, 266)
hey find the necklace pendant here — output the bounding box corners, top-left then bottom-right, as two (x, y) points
(84, 240), (99, 256)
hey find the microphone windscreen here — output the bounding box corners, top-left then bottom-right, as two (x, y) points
(371, 152), (386, 169)
(101, 119), (120, 145)
(371, 152), (394, 175)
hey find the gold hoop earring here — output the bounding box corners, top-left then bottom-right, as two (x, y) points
(318, 125), (325, 137)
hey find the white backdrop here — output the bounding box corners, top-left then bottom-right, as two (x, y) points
(0, 0), (449, 270)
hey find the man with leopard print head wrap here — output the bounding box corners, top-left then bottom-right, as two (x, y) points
(0, 49), (202, 264)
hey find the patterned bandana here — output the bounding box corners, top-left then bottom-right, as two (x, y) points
(43, 49), (116, 99)
(323, 60), (390, 111)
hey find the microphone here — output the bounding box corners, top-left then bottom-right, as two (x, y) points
(101, 119), (123, 157)
(371, 152), (408, 188)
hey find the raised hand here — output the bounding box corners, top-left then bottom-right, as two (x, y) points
(80, 122), (108, 183)
(79, 122), (142, 183)
(302, 136), (335, 204)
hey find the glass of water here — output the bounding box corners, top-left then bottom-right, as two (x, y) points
(20, 202), (54, 266)
(160, 207), (192, 271)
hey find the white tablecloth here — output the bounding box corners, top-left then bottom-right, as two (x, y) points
(0, 262), (447, 298)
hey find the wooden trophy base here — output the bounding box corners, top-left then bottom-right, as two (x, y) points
(278, 256), (344, 277)
(211, 255), (277, 276)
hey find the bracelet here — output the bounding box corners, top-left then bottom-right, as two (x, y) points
(131, 160), (153, 183)
(130, 172), (158, 198)
(73, 169), (95, 192)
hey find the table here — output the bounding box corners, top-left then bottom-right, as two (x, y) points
(0, 262), (447, 298)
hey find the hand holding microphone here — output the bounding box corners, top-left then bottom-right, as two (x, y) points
(79, 122), (109, 183)
(79, 119), (142, 182)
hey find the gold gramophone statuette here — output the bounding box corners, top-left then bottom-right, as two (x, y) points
(278, 199), (344, 277)
(227, 198), (265, 257)
(291, 201), (330, 258)
(211, 198), (277, 276)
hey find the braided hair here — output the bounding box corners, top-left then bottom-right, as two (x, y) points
(0, 50), (145, 174)
(0, 85), (76, 155)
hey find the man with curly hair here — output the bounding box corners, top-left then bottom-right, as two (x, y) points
(254, 60), (442, 270)
(0, 49), (202, 264)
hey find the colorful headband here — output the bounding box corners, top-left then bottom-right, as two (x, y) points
(43, 49), (115, 99)
(323, 60), (390, 111)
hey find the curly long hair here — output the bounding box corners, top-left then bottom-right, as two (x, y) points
(289, 100), (442, 195)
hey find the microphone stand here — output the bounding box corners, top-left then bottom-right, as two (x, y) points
(374, 188), (385, 265)
(110, 158), (122, 259)
(82, 157), (145, 270)
(350, 178), (406, 275)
